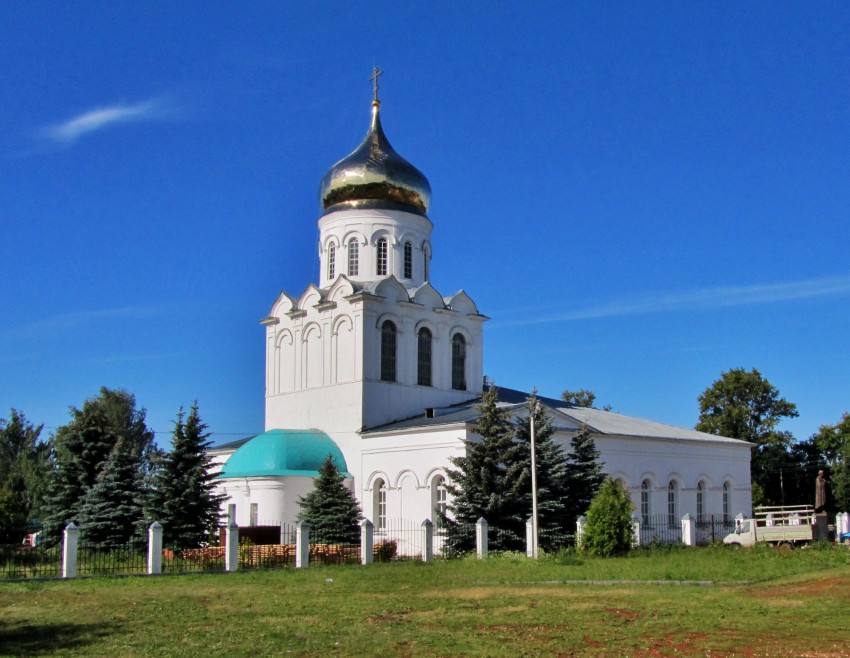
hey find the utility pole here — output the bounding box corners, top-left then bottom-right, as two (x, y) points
(530, 400), (539, 559)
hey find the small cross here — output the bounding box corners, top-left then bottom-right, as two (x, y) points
(370, 67), (383, 103)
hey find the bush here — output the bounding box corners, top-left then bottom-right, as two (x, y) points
(581, 478), (634, 557)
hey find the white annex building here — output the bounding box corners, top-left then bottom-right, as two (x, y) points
(210, 79), (752, 538)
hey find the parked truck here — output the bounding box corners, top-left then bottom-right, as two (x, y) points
(723, 505), (817, 548)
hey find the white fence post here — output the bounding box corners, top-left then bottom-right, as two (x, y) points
(148, 522), (163, 575)
(62, 522), (79, 579)
(631, 514), (641, 547)
(476, 517), (488, 558)
(361, 519), (374, 565)
(837, 511), (848, 537)
(525, 517), (534, 557)
(576, 515), (586, 549)
(681, 513), (695, 547)
(295, 521), (310, 569)
(225, 519), (239, 572)
(421, 519), (434, 563)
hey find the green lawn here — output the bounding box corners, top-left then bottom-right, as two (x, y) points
(1, 545), (849, 657)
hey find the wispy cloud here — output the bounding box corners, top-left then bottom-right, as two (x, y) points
(498, 275), (850, 327)
(40, 98), (173, 144)
(3, 306), (161, 339)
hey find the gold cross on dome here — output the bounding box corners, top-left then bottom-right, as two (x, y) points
(370, 67), (383, 103)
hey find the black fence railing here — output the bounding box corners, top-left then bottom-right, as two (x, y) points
(162, 546), (226, 573)
(76, 537), (148, 577)
(695, 516), (736, 546)
(639, 514), (682, 545)
(0, 544), (62, 579)
(238, 522), (296, 569)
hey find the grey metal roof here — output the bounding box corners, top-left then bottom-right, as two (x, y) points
(363, 386), (749, 446)
(208, 436), (254, 453)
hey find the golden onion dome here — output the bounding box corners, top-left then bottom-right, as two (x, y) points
(319, 100), (431, 216)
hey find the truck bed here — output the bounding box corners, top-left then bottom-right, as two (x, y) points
(756, 524), (814, 543)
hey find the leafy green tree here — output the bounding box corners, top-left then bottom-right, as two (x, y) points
(695, 368), (798, 506)
(813, 413), (850, 513)
(296, 454), (362, 543)
(503, 392), (572, 552)
(562, 426), (605, 540)
(148, 404), (225, 549)
(562, 388), (613, 412)
(41, 388), (155, 544)
(0, 410), (49, 542)
(77, 439), (147, 549)
(562, 389), (597, 408)
(443, 385), (518, 553)
(581, 478), (634, 557)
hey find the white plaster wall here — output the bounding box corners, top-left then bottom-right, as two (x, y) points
(359, 426), (466, 525)
(317, 208), (434, 288)
(585, 433), (753, 518)
(265, 279), (484, 432)
(213, 476), (328, 528)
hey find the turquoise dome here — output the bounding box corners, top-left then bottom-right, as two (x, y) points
(217, 429), (350, 479)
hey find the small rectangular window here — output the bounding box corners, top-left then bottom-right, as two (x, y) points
(403, 242), (412, 279)
(377, 239), (387, 276)
(348, 240), (359, 276)
(249, 503), (258, 527)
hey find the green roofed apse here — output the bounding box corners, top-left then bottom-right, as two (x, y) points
(217, 429), (350, 479)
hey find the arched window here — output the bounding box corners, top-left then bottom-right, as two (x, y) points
(432, 475), (447, 527)
(373, 479), (387, 531)
(417, 327), (432, 386)
(640, 479), (651, 523)
(380, 321), (397, 382)
(722, 481), (731, 522)
(451, 333), (466, 391)
(403, 241), (412, 279)
(696, 481), (706, 522)
(348, 239), (359, 276)
(376, 238), (388, 276)
(327, 243), (336, 280)
(667, 480), (678, 528)
(424, 247), (430, 281)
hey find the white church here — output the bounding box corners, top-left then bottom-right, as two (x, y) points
(209, 76), (752, 540)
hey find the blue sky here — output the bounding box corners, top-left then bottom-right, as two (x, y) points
(1, 2), (848, 446)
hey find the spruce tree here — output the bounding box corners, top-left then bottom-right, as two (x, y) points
(503, 392), (572, 552)
(41, 388), (155, 545)
(149, 404), (225, 549)
(581, 478), (634, 557)
(562, 425), (605, 541)
(443, 385), (518, 553)
(296, 454), (362, 543)
(77, 439), (147, 549)
(0, 410), (48, 542)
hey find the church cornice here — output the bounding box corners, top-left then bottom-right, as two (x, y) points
(259, 316), (280, 326)
(344, 291), (383, 303)
(314, 301), (337, 312)
(286, 309), (308, 319)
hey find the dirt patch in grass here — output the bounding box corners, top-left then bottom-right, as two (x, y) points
(750, 575), (850, 605)
(603, 606), (639, 621)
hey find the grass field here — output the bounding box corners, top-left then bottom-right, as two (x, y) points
(1, 545), (849, 657)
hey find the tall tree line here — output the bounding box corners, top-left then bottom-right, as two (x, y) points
(2, 387), (223, 549)
(696, 367), (849, 512)
(442, 386), (604, 554)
